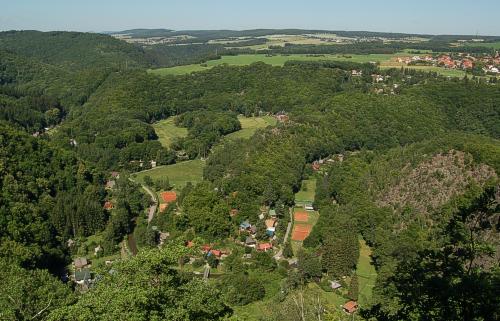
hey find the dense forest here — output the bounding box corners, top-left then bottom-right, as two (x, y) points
(0, 30), (499, 320)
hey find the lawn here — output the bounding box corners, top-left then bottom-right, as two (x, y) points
(148, 53), (409, 76)
(225, 115), (277, 140)
(295, 178), (317, 204)
(132, 159), (205, 192)
(356, 239), (377, 306)
(152, 118), (188, 148)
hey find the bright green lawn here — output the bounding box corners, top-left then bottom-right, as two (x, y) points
(225, 115), (277, 140)
(356, 239), (377, 306)
(295, 178), (317, 203)
(132, 160), (204, 192)
(152, 118), (188, 148)
(381, 64), (467, 77)
(148, 53), (408, 76)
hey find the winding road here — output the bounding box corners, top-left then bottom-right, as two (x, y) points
(129, 177), (158, 224)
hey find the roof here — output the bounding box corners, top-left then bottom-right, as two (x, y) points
(161, 191), (177, 203)
(269, 209), (277, 216)
(74, 257), (88, 269)
(105, 180), (116, 189)
(111, 171), (120, 178)
(159, 203), (168, 212)
(265, 219), (276, 228)
(103, 201), (114, 210)
(343, 301), (358, 313)
(210, 249), (222, 257)
(257, 243), (273, 251)
(201, 244), (211, 252)
(230, 209), (239, 217)
(245, 236), (256, 244)
(75, 268), (91, 282)
(240, 221), (251, 229)
(186, 240), (194, 248)
(330, 280), (342, 289)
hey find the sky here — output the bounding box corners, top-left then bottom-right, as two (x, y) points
(0, 0), (499, 36)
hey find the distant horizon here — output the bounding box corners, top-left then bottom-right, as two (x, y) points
(1, 27), (499, 38)
(1, 0), (499, 36)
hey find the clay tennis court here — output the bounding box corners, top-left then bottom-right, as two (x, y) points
(294, 211), (309, 222)
(291, 224), (312, 241)
(161, 191), (177, 203)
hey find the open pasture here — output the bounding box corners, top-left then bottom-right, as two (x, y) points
(152, 118), (188, 147)
(132, 159), (204, 191)
(225, 115), (277, 140)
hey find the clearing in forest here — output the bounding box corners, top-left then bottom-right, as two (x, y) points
(133, 159), (204, 191)
(152, 118), (188, 148)
(225, 115), (277, 140)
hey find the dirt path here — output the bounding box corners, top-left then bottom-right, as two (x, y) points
(129, 177), (158, 224)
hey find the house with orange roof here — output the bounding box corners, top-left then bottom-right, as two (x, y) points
(103, 201), (114, 210)
(257, 243), (273, 252)
(343, 301), (358, 314)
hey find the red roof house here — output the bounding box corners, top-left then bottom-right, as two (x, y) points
(103, 201), (114, 210)
(210, 249), (222, 258)
(343, 301), (358, 314)
(257, 243), (273, 252)
(201, 244), (211, 252)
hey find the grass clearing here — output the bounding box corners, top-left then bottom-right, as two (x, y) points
(152, 118), (188, 148)
(132, 159), (205, 192)
(356, 239), (377, 306)
(295, 178), (317, 204)
(225, 115), (277, 140)
(148, 53), (409, 76)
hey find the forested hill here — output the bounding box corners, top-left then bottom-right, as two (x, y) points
(0, 31), (149, 107)
(0, 31), (499, 320)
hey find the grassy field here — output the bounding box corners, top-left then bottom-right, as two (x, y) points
(225, 115), (277, 140)
(295, 178), (317, 204)
(148, 53), (409, 76)
(149, 52), (472, 78)
(132, 159), (205, 192)
(152, 118), (188, 148)
(381, 63), (467, 77)
(462, 41), (500, 49)
(356, 239), (377, 306)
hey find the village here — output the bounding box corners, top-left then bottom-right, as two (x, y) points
(396, 52), (500, 74)
(67, 149), (367, 316)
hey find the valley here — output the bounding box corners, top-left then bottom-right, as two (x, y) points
(0, 26), (499, 321)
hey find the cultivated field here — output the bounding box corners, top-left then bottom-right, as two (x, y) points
(132, 159), (205, 191)
(152, 118), (188, 147)
(225, 115), (277, 140)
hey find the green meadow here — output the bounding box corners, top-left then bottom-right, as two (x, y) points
(132, 159), (205, 191)
(152, 118), (188, 148)
(225, 115), (277, 140)
(148, 53), (408, 76)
